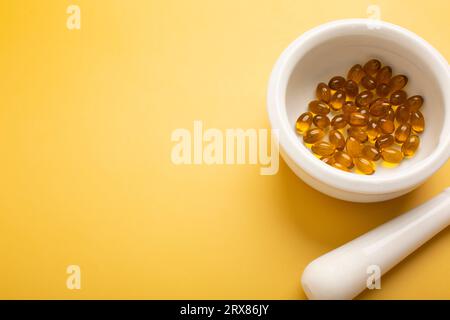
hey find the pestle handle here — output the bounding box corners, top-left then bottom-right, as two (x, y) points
(301, 188), (450, 300)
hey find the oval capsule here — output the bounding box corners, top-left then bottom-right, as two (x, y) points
(376, 66), (392, 84)
(363, 59), (381, 76)
(407, 95), (424, 111)
(369, 98), (390, 117)
(328, 76), (346, 90)
(378, 117), (395, 134)
(385, 107), (395, 121)
(334, 151), (354, 169)
(347, 127), (368, 143)
(361, 74), (377, 90)
(394, 123), (411, 143)
(311, 141), (336, 156)
(349, 112), (369, 127)
(313, 114), (330, 129)
(296, 112), (313, 134)
(332, 162), (351, 172)
(354, 157), (375, 175)
(316, 82), (332, 102)
(355, 90), (374, 108)
(329, 129), (346, 150)
(390, 90), (407, 106)
(410, 111), (425, 133)
(375, 134), (394, 150)
(367, 120), (380, 141)
(346, 136), (363, 158)
(303, 127), (325, 144)
(376, 83), (391, 98)
(331, 114), (347, 129)
(388, 75), (408, 92)
(402, 135), (420, 157)
(362, 145), (381, 161)
(381, 147), (404, 163)
(321, 155), (335, 166)
(309, 100), (330, 115)
(347, 64), (365, 83)
(344, 80), (359, 98)
(395, 105), (411, 124)
(329, 90), (346, 111)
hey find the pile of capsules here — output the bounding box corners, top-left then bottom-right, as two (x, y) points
(296, 59), (425, 175)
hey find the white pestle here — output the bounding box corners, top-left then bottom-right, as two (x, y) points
(301, 188), (450, 300)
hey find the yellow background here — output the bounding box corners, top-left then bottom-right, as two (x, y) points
(0, 0), (449, 299)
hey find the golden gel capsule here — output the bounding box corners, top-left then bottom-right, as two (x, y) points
(312, 141), (336, 156)
(388, 74), (408, 92)
(376, 66), (392, 84)
(395, 105), (411, 124)
(402, 135), (420, 157)
(331, 114), (347, 129)
(329, 129), (346, 150)
(342, 101), (358, 121)
(381, 147), (404, 163)
(410, 110), (425, 133)
(334, 151), (354, 169)
(329, 90), (346, 111)
(363, 59), (381, 76)
(367, 120), (380, 141)
(347, 127), (368, 143)
(328, 76), (346, 90)
(303, 127), (325, 144)
(362, 145), (381, 161)
(313, 114), (330, 129)
(407, 95), (424, 112)
(375, 134), (394, 150)
(346, 136), (363, 158)
(308, 100), (330, 115)
(390, 90), (407, 106)
(369, 98), (390, 117)
(386, 107), (395, 121)
(347, 64), (365, 83)
(376, 83), (391, 98)
(359, 106), (370, 117)
(332, 162), (351, 172)
(316, 82), (331, 102)
(349, 112), (368, 127)
(355, 90), (374, 108)
(394, 123), (411, 143)
(354, 157), (375, 175)
(344, 80), (359, 98)
(296, 112), (313, 134)
(378, 117), (395, 134)
(321, 155), (335, 166)
(361, 74), (377, 90)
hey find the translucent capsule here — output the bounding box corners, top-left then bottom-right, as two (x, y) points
(295, 112), (313, 134)
(328, 76), (346, 90)
(376, 66), (392, 84)
(342, 101), (358, 120)
(362, 145), (381, 161)
(321, 155), (335, 166)
(361, 74), (377, 90)
(354, 157), (375, 175)
(329, 129), (346, 150)
(332, 162), (351, 172)
(394, 123), (411, 143)
(375, 134), (394, 150)
(367, 120), (380, 141)
(349, 112), (369, 127)
(388, 75), (408, 92)
(402, 135), (420, 157)
(407, 95), (424, 112)
(329, 90), (346, 111)
(369, 98), (390, 117)
(378, 117), (395, 134)
(303, 127), (325, 144)
(311, 141), (336, 156)
(376, 83), (391, 98)
(347, 64), (365, 83)
(355, 90), (374, 108)
(347, 126), (368, 143)
(344, 80), (359, 98)
(334, 151), (354, 169)
(363, 59), (381, 76)
(346, 136), (363, 158)
(386, 107), (395, 121)
(331, 114), (347, 129)
(390, 90), (407, 106)
(395, 105), (411, 124)
(359, 106), (370, 118)
(309, 100), (330, 115)
(410, 111), (425, 133)
(313, 114), (330, 129)
(381, 147), (404, 163)
(316, 82), (332, 102)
